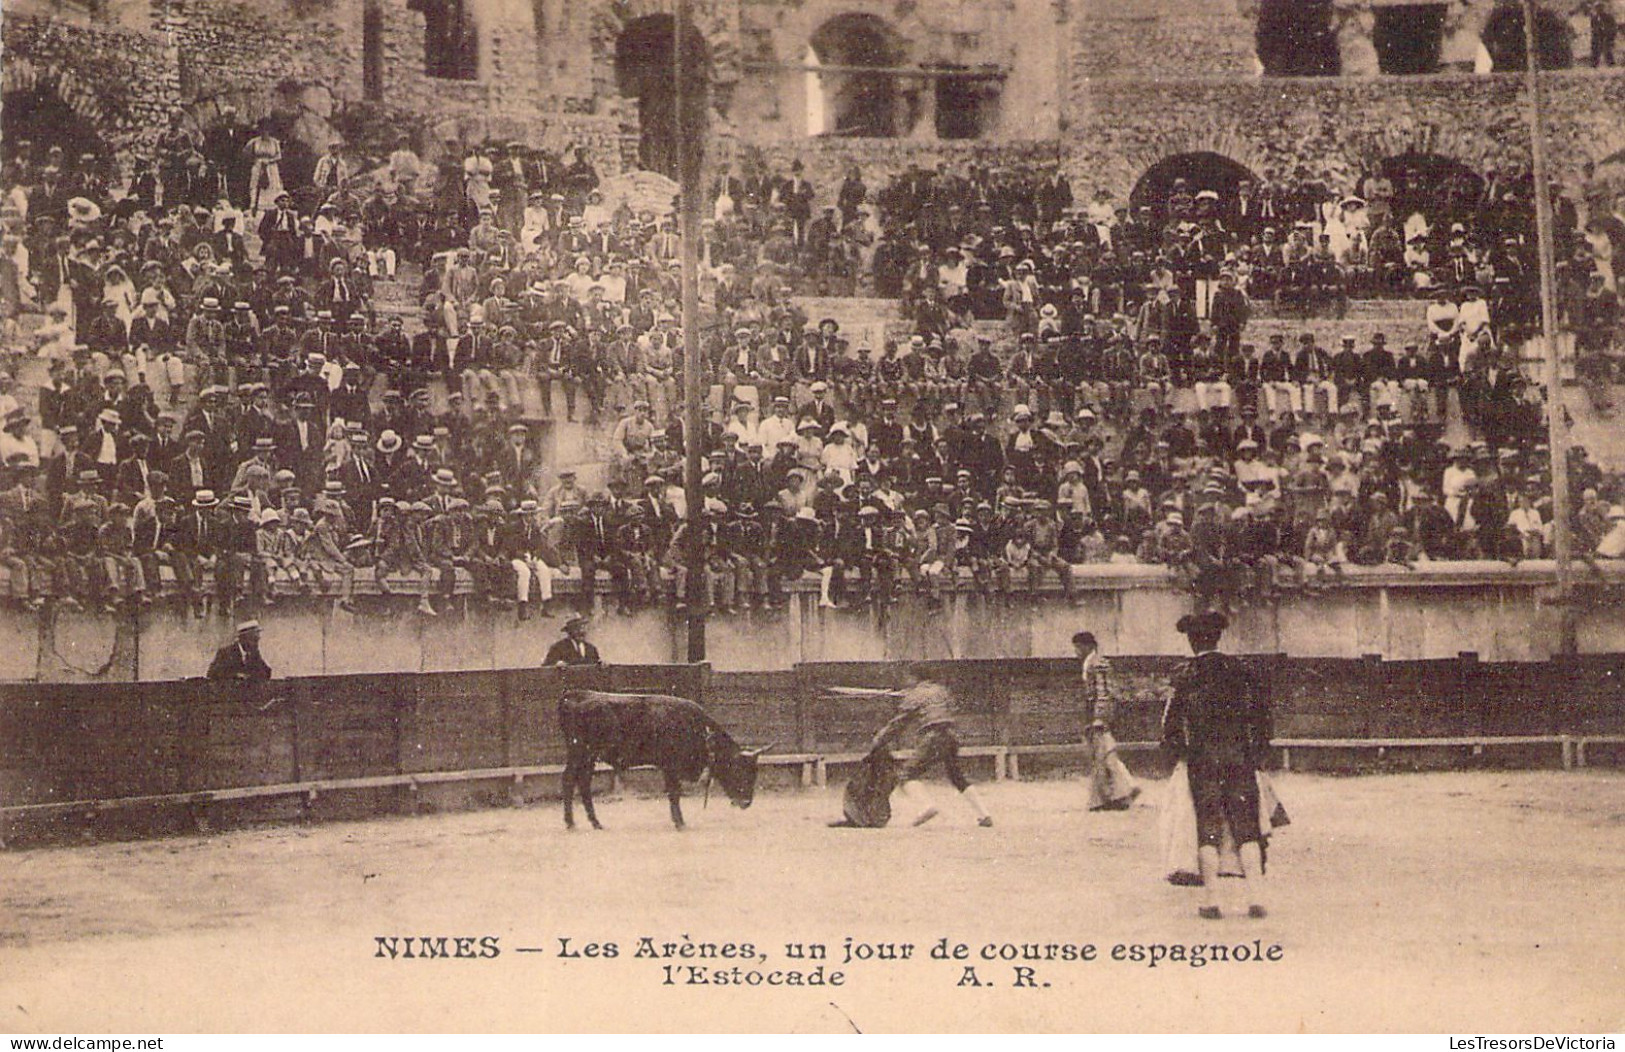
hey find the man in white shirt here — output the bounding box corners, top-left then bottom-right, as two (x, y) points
(89, 408), (121, 475)
(1441, 448), (1476, 523)
(312, 139), (351, 197)
(757, 396), (798, 450)
(611, 401), (655, 457)
(937, 247), (969, 299)
(1506, 491), (1547, 559)
(1456, 286), (1492, 365)
(1076, 631), (1139, 811)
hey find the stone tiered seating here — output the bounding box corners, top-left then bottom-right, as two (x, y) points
(368, 265), (424, 336)
(792, 296), (909, 349)
(1243, 298), (1430, 349)
(790, 295), (1434, 354)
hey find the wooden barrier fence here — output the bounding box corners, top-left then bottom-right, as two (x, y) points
(2, 654), (1621, 845)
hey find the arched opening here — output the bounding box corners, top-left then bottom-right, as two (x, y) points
(808, 13), (906, 138)
(409, 0), (479, 80)
(2, 84), (106, 168)
(1130, 152), (1259, 227)
(1255, 0), (1341, 77)
(1482, 2), (1574, 70)
(1377, 151), (1486, 227)
(933, 66), (1002, 140)
(615, 15), (710, 178)
(1373, 3), (1448, 75)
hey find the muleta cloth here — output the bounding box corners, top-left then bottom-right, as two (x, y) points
(1160, 763), (1290, 885)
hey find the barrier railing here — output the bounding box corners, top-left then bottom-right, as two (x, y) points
(2, 654), (1620, 844)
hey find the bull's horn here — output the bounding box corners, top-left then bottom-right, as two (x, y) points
(749, 742), (779, 756)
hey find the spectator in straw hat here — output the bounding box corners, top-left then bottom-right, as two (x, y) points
(207, 618), (272, 680)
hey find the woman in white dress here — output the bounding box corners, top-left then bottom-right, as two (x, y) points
(245, 126), (285, 215)
(101, 264), (138, 334)
(462, 149), (494, 215)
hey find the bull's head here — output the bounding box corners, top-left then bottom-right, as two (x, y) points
(714, 743), (774, 809)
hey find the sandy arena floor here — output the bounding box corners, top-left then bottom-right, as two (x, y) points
(1, 770), (1622, 1034)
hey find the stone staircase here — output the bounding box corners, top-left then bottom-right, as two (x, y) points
(1247, 298), (1430, 350)
(793, 296), (910, 351)
(791, 295), (1435, 355)
(370, 262), (424, 336)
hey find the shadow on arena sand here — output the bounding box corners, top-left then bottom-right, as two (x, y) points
(1, 771), (1621, 1033)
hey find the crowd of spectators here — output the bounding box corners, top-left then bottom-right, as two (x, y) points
(2, 112), (1625, 623)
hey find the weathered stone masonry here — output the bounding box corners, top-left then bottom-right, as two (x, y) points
(4, 0), (1625, 211)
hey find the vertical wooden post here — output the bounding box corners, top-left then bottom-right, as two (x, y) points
(675, 0), (709, 664)
(1521, 0), (1574, 656)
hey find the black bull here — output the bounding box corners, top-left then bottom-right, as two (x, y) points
(559, 690), (773, 830)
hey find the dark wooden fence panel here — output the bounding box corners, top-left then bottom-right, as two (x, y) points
(1545, 656), (1625, 735)
(1380, 658), (1472, 738)
(502, 667), (563, 766)
(27, 684), (186, 801)
(401, 671), (509, 774)
(3, 657), (1622, 821)
(1004, 658), (1080, 746)
(796, 662), (903, 752)
(707, 672), (799, 752)
(1473, 661), (1558, 737)
(291, 674), (404, 782)
(178, 679), (297, 791)
(935, 661), (1004, 748)
(1270, 658), (1378, 738)
(0, 693), (58, 807)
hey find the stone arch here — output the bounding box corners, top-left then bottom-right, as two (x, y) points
(1364, 150), (1487, 232)
(2, 60), (111, 165)
(589, 0), (734, 172)
(807, 12), (911, 138)
(177, 81), (341, 191)
(590, 0), (737, 106)
(1346, 123), (1500, 189)
(1107, 127), (1273, 198)
(1130, 151), (1261, 225)
(613, 13), (710, 178)
(2, 58), (109, 126)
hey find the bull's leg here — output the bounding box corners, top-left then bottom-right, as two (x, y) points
(562, 753), (580, 830)
(663, 771), (686, 830)
(578, 761), (603, 830)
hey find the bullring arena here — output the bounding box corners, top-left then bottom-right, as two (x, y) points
(2, 768), (1622, 1032)
(4, 0), (1625, 1034)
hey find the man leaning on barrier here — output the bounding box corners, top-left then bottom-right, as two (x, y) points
(206, 619), (273, 681)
